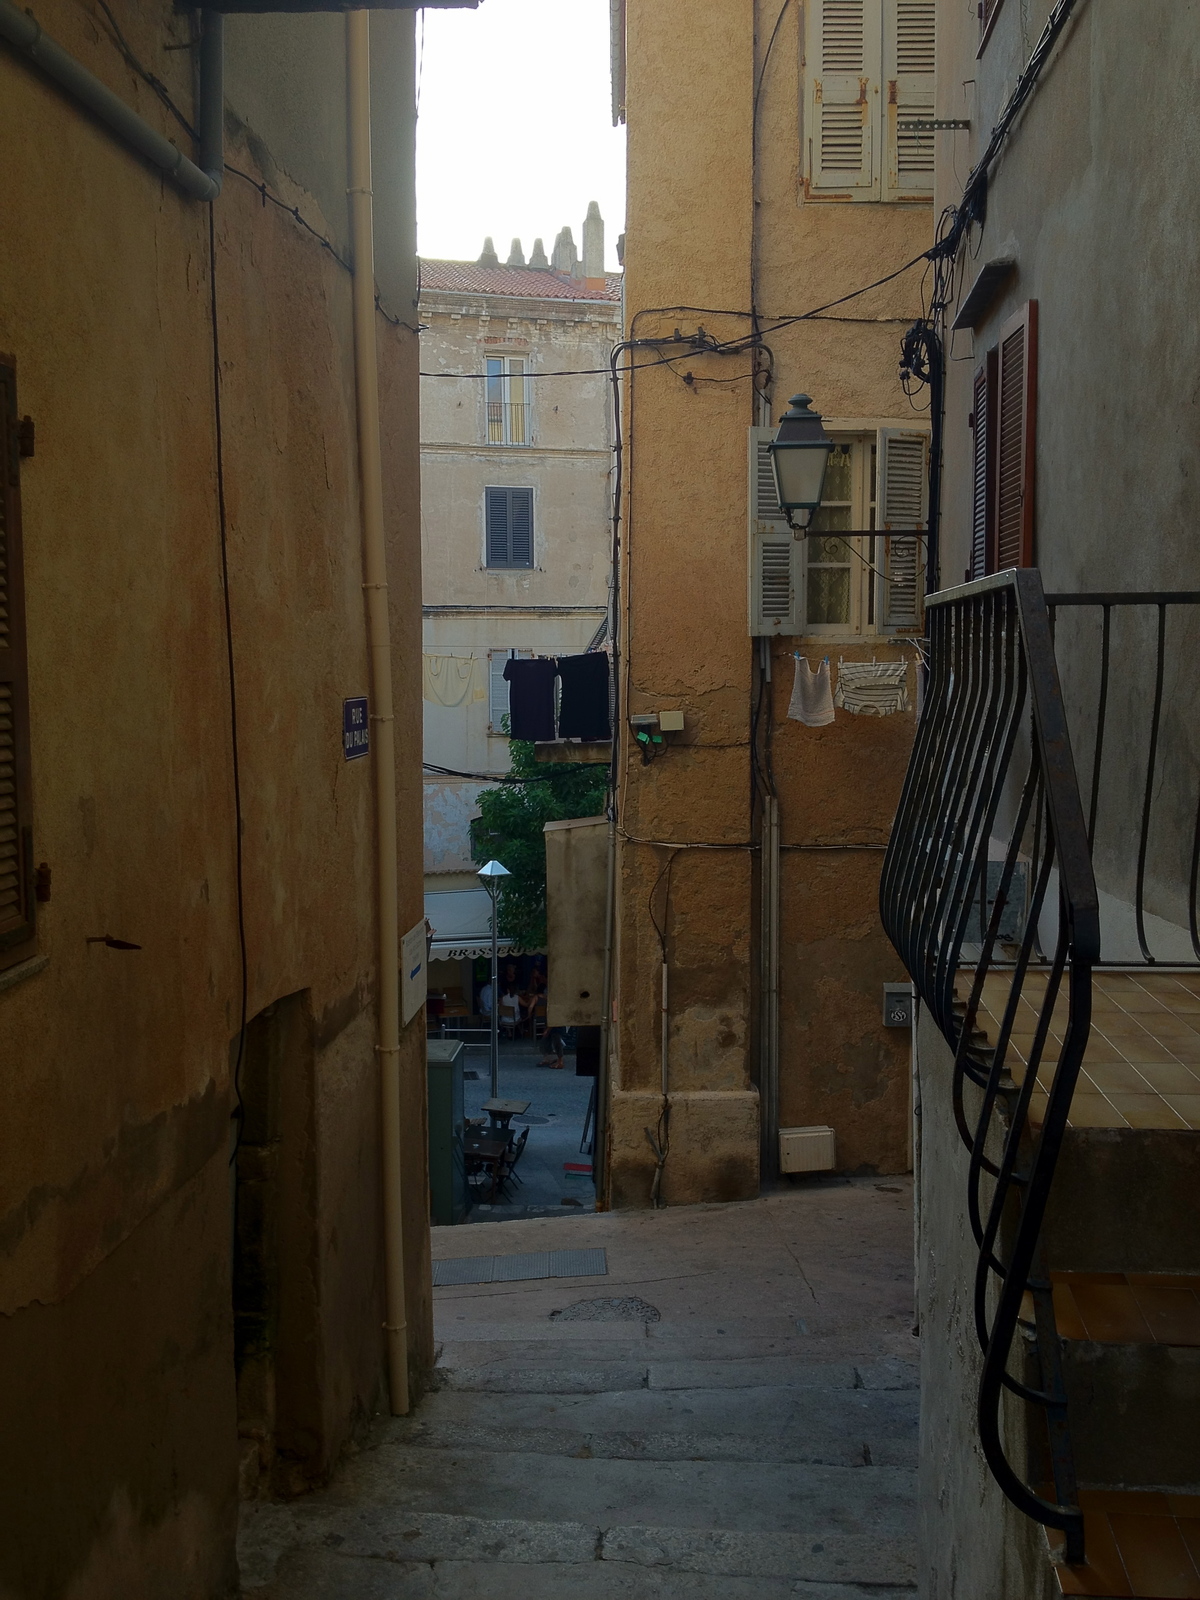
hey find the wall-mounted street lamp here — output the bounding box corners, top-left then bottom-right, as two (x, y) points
(768, 393), (835, 534)
(477, 858), (511, 1099)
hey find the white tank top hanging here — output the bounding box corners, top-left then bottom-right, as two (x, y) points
(788, 655), (835, 727)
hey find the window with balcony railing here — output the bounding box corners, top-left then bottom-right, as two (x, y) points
(486, 356), (529, 447)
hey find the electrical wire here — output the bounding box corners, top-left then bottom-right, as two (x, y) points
(89, 0), (196, 138)
(422, 762), (560, 784)
(208, 209), (249, 1159)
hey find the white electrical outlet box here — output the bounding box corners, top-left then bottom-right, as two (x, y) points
(658, 709), (685, 732)
(779, 1125), (836, 1174)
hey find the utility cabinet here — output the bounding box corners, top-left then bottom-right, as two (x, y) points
(427, 1039), (468, 1225)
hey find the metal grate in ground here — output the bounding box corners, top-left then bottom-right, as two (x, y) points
(432, 1248), (607, 1287)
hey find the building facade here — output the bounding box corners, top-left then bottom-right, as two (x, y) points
(880, 2), (1200, 1593)
(1, 4), (443, 1591)
(607, 0), (935, 1206)
(419, 220), (619, 971)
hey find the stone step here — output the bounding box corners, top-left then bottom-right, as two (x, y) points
(240, 1500), (916, 1590)
(397, 1383), (917, 1467)
(249, 1544), (918, 1599)
(1063, 1341), (1200, 1488)
(433, 1357), (918, 1395)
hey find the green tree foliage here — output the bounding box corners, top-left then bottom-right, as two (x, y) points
(471, 738), (608, 950)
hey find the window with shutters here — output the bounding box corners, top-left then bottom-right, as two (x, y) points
(993, 301), (1037, 571)
(979, 0), (1006, 54)
(969, 348), (998, 580)
(484, 486), (535, 569)
(802, 0), (935, 203)
(485, 356), (529, 446)
(748, 427), (803, 636)
(0, 357), (36, 972)
(488, 648), (533, 734)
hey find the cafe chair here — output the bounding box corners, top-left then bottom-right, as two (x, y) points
(498, 1126), (529, 1192)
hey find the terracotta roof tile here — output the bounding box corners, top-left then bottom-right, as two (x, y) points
(419, 260), (622, 303)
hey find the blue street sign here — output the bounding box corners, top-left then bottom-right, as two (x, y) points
(343, 697), (369, 760)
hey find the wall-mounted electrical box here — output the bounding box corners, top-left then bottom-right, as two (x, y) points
(779, 1125), (836, 1174)
(658, 709), (685, 732)
(883, 983), (913, 1028)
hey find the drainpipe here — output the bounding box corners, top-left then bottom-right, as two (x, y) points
(347, 8), (409, 1417)
(0, 0), (222, 201)
(594, 814), (616, 1202)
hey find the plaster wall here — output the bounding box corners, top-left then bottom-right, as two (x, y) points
(0, 4), (429, 1591)
(419, 289), (616, 875)
(913, 1010), (1054, 1600)
(936, 0), (1200, 942)
(613, 0), (931, 1205)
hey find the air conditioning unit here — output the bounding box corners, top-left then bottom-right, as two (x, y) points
(779, 1125), (836, 1174)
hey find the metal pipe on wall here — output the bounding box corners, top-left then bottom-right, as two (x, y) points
(594, 816), (616, 1201)
(347, 7), (409, 1418)
(0, 0), (223, 200)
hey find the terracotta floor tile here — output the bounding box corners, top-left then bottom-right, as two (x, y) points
(1055, 1509), (1133, 1595)
(1181, 1520), (1200, 1580)
(1143, 1014), (1200, 1040)
(1080, 1491), (1172, 1514)
(1108, 1512), (1200, 1597)
(1029, 1092), (1049, 1126)
(1070, 1282), (1155, 1342)
(1130, 1285), (1200, 1345)
(1067, 1093), (1129, 1129)
(1136, 1061), (1200, 1095)
(1162, 1094), (1200, 1129)
(1136, 974), (1199, 997)
(1127, 1274), (1200, 1290)
(1104, 1034), (1180, 1064)
(1083, 1035), (1131, 1065)
(1057, 1272), (1128, 1286)
(1166, 1036), (1200, 1063)
(1112, 1092), (1189, 1130)
(1051, 1282), (1089, 1340)
(1085, 1062), (1157, 1093)
(1115, 990), (1176, 1013)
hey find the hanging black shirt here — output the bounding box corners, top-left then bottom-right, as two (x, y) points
(503, 656), (557, 742)
(556, 652), (611, 741)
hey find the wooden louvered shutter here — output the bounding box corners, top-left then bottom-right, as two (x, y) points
(884, 0), (936, 201)
(485, 487), (510, 566)
(993, 301), (1038, 570)
(805, 0), (880, 199)
(970, 349), (997, 580)
(876, 428), (928, 632)
(980, 0), (1006, 52)
(509, 488), (533, 566)
(0, 358), (35, 968)
(748, 427), (802, 636)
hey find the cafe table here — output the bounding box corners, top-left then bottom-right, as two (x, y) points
(481, 1098), (530, 1142)
(462, 1134), (509, 1203)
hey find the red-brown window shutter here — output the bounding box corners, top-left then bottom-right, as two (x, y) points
(970, 348), (997, 580)
(0, 357), (36, 968)
(979, 0), (1006, 54)
(993, 301), (1037, 570)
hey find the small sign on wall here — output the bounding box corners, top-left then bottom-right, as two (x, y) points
(343, 697), (369, 760)
(401, 919), (427, 1026)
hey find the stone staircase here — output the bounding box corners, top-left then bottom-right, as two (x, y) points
(239, 1188), (920, 1598)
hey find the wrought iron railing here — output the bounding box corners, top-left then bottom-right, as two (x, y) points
(881, 568), (1098, 1564)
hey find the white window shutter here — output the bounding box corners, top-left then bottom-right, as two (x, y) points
(488, 650), (510, 731)
(748, 427), (802, 636)
(805, 0), (881, 199)
(876, 429), (928, 632)
(883, 0), (936, 200)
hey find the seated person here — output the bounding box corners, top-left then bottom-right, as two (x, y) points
(521, 958), (547, 1022)
(477, 979), (493, 1018)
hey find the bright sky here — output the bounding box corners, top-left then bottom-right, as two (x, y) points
(414, 0), (626, 271)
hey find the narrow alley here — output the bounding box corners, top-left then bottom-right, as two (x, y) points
(239, 1181), (917, 1598)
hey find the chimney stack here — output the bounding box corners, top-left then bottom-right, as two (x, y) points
(506, 237), (526, 267)
(582, 201), (605, 288)
(529, 237), (549, 269)
(478, 236), (499, 267)
(551, 227), (578, 276)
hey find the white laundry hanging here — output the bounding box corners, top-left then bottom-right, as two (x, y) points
(788, 655), (835, 727)
(834, 658), (910, 716)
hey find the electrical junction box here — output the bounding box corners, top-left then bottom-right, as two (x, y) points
(657, 709), (685, 732)
(629, 714), (658, 731)
(779, 1125), (836, 1174)
(884, 983), (914, 1028)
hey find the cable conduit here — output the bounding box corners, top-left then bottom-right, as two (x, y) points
(0, 0), (222, 201)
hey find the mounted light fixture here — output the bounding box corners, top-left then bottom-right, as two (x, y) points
(768, 393), (835, 533)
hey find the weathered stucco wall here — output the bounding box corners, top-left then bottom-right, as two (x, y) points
(613, 0), (929, 1205)
(0, 4), (428, 1591)
(914, 1010), (1054, 1600)
(936, 0), (1200, 943)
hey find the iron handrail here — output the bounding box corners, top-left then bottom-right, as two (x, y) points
(881, 568), (1098, 1565)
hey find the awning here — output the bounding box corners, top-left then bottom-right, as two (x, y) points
(424, 888), (513, 960)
